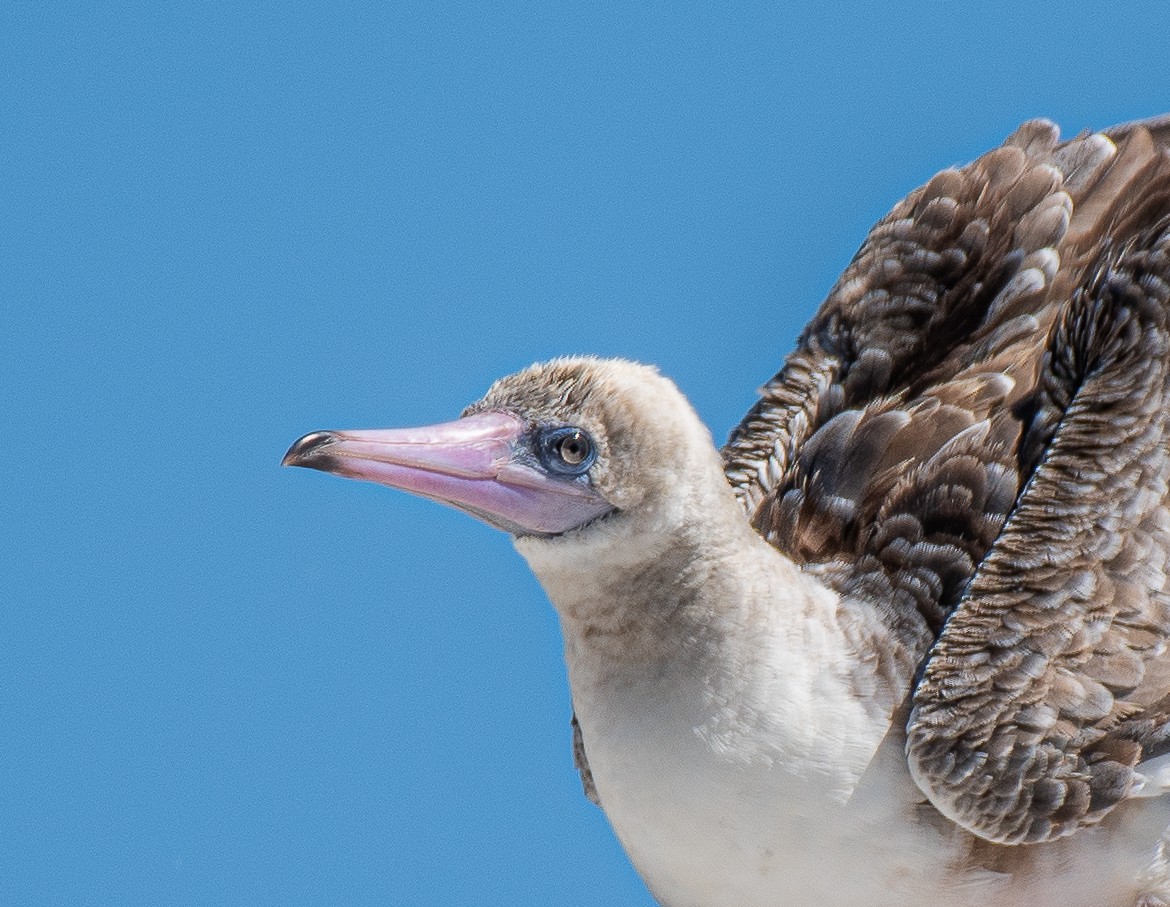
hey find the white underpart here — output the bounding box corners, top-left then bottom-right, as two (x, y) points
(492, 359), (1170, 907)
(516, 468), (1170, 906)
(1135, 754), (1170, 798)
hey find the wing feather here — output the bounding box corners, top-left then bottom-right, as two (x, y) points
(723, 116), (1170, 843)
(725, 120), (1082, 635)
(908, 220), (1170, 843)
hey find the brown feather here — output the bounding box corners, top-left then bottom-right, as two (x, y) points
(724, 116), (1170, 844)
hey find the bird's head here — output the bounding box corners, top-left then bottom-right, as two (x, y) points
(283, 357), (732, 558)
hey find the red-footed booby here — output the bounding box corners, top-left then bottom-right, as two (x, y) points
(284, 116), (1170, 907)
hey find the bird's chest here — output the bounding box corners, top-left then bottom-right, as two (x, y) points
(588, 736), (844, 907)
(568, 656), (901, 907)
(574, 676), (1170, 907)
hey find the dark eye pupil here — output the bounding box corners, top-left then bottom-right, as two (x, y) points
(539, 426), (596, 475)
(558, 432), (589, 465)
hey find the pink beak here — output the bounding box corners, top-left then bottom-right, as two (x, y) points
(283, 411), (612, 536)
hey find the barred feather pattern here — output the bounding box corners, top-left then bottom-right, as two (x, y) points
(723, 117), (1170, 843)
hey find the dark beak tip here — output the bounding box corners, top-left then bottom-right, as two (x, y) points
(282, 431), (337, 467)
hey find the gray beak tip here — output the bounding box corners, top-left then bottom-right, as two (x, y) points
(283, 431), (336, 468)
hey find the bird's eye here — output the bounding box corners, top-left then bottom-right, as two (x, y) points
(557, 431), (590, 465)
(539, 427), (596, 476)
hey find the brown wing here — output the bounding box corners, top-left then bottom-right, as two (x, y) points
(1106, 112), (1170, 148)
(725, 119), (1122, 660)
(723, 116), (1170, 842)
(571, 712), (601, 806)
(907, 192), (1170, 845)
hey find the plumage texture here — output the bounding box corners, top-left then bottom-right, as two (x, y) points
(289, 114), (1170, 906)
(478, 117), (1170, 904)
(723, 117), (1170, 846)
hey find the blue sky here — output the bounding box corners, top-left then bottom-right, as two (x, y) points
(5, 2), (1169, 904)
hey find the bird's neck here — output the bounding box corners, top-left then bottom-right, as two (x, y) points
(520, 502), (927, 906)
(520, 495), (904, 790)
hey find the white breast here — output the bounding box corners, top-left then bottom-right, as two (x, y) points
(561, 572), (1170, 907)
(563, 571), (898, 907)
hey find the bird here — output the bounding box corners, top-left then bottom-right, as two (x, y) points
(284, 114), (1170, 907)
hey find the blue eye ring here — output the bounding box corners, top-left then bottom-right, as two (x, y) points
(538, 426), (597, 476)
